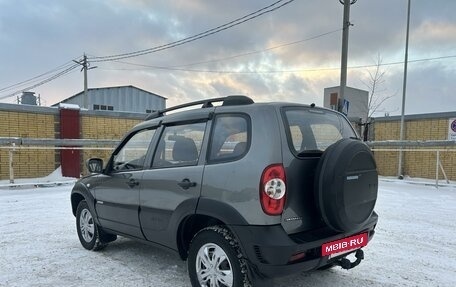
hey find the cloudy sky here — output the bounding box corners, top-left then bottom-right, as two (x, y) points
(1, 0), (455, 116)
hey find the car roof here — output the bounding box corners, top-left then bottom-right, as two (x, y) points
(132, 97), (342, 132)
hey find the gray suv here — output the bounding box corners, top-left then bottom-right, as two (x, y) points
(71, 96), (378, 287)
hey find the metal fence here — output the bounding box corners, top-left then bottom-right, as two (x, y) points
(1, 137), (455, 187)
(0, 137), (119, 184)
(367, 140), (456, 187)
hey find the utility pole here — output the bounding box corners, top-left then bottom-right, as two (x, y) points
(83, 54), (88, 109)
(398, 0), (411, 178)
(74, 54), (96, 109)
(338, 0), (357, 113)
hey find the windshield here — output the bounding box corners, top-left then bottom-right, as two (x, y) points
(283, 108), (357, 155)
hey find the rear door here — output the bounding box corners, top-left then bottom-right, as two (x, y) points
(94, 128), (156, 238)
(280, 107), (358, 234)
(139, 118), (209, 247)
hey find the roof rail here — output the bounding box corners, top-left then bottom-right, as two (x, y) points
(145, 95), (254, 120)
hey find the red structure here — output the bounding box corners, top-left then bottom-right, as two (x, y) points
(59, 106), (80, 177)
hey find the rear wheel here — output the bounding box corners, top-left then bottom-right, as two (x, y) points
(76, 200), (113, 251)
(187, 226), (250, 287)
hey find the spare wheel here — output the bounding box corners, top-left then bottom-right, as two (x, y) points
(314, 138), (378, 232)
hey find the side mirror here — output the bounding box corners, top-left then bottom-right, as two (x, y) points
(87, 158), (104, 174)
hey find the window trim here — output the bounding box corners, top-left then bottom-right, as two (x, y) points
(206, 113), (252, 165)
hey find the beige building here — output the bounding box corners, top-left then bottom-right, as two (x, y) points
(1, 102), (455, 181)
(372, 111), (456, 180)
(0, 103), (143, 180)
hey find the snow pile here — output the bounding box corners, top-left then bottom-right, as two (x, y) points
(0, 166), (77, 188)
(0, 179), (455, 286)
(58, 103), (80, 110)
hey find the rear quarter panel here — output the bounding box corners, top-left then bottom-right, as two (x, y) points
(200, 105), (283, 225)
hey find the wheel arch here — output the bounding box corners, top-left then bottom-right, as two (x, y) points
(177, 214), (224, 260)
(176, 198), (249, 260)
(70, 182), (99, 224)
(71, 192), (85, 216)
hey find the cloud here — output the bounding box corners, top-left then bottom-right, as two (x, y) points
(0, 0), (455, 117)
(411, 21), (456, 53)
(404, 62), (456, 114)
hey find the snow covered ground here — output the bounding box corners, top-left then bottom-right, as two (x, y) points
(1, 179), (455, 287)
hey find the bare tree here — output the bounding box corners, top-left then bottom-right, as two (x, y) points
(360, 54), (396, 140)
(363, 54), (396, 120)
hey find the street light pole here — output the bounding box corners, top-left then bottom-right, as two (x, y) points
(398, 0), (411, 178)
(338, 0), (356, 113)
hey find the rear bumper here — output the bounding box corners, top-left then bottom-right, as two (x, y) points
(230, 212), (378, 278)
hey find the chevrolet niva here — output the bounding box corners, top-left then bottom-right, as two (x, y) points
(71, 96), (378, 287)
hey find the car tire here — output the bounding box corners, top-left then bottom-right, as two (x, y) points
(76, 200), (108, 251)
(314, 138), (378, 232)
(187, 226), (250, 287)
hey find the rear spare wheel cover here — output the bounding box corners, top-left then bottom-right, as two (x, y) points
(314, 139), (378, 232)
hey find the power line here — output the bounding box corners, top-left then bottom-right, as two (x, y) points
(138, 28), (343, 69)
(0, 1), (295, 102)
(98, 54), (456, 74)
(0, 64), (80, 100)
(106, 27), (343, 70)
(89, 0), (295, 63)
(0, 60), (79, 93)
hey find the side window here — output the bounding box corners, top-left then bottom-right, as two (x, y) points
(112, 129), (155, 171)
(152, 122), (206, 168)
(208, 115), (250, 163)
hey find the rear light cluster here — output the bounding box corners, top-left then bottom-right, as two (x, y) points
(260, 164), (286, 215)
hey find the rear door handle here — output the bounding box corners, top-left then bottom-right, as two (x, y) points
(178, 178), (197, 190)
(127, 179), (139, 188)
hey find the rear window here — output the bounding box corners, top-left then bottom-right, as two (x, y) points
(283, 108), (357, 155)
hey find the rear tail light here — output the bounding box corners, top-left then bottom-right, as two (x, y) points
(260, 164), (286, 215)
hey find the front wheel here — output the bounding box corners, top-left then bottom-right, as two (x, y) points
(187, 226), (250, 287)
(76, 200), (109, 251)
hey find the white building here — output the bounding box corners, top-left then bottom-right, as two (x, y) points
(323, 86), (368, 121)
(53, 85), (166, 113)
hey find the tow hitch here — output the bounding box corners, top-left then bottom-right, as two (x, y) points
(336, 249), (364, 269)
